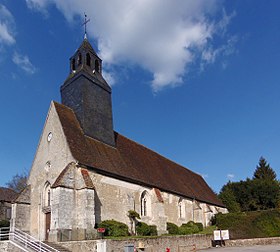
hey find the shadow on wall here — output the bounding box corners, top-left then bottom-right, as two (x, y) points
(95, 191), (102, 225)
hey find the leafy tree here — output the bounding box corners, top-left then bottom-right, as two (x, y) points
(219, 184), (241, 212)
(253, 157), (276, 181)
(128, 210), (140, 235)
(251, 179), (280, 210)
(219, 157), (280, 212)
(6, 172), (28, 193)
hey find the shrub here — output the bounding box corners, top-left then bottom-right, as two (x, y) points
(253, 211), (280, 237)
(215, 209), (280, 239)
(149, 225), (158, 236)
(179, 223), (199, 235)
(98, 220), (129, 237)
(194, 222), (203, 231)
(0, 220), (10, 228)
(136, 222), (157, 236)
(128, 210), (140, 219)
(167, 222), (179, 235)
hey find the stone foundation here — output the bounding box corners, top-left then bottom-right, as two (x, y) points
(225, 236), (280, 247)
(60, 234), (212, 252)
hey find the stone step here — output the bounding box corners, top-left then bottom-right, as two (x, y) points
(44, 241), (71, 252)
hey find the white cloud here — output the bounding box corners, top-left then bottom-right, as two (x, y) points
(25, 0), (236, 91)
(13, 52), (36, 74)
(227, 174), (235, 180)
(0, 4), (16, 45)
(102, 70), (115, 86)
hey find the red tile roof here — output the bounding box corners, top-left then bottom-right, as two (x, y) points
(53, 101), (224, 207)
(154, 188), (164, 203)
(0, 187), (18, 202)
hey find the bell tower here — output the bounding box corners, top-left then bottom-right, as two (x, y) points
(60, 37), (115, 146)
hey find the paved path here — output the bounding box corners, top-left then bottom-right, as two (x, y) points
(199, 245), (280, 251)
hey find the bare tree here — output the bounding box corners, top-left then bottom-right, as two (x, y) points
(6, 172), (28, 193)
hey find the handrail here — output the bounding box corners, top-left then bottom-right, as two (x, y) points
(0, 227), (9, 240)
(0, 227), (60, 252)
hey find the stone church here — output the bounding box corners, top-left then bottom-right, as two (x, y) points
(11, 37), (227, 242)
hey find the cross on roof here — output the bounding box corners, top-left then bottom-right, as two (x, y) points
(82, 13), (90, 39)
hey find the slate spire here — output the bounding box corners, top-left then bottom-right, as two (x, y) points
(60, 37), (115, 146)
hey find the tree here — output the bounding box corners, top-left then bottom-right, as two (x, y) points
(128, 210), (140, 235)
(6, 172), (28, 193)
(219, 157), (280, 212)
(253, 157), (276, 181)
(251, 179), (280, 210)
(218, 184), (241, 212)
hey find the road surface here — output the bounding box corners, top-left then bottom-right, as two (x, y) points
(199, 245), (280, 251)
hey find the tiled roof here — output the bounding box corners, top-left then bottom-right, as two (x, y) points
(14, 185), (30, 204)
(0, 187), (18, 202)
(154, 188), (164, 203)
(52, 162), (95, 190)
(53, 101), (224, 207)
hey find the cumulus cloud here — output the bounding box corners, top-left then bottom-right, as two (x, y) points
(0, 4), (16, 45)
(227, 174), (235, 180)
(25, 0), (236, 91)
(13, 52), (36, 74)
(102, 70), (116, 86)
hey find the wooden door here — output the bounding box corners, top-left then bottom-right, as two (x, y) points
(45, 212), (51, 241)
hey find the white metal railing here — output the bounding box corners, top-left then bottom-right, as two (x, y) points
(0, 227), (9, 240)
(0, 227), (60, 252)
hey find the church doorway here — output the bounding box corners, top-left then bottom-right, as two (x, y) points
(45, 212), (51, 241)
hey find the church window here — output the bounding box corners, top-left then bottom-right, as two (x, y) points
(71, 59), (75, 71)
(78, 53), (82, 65)
(86, 53), (91, 66)
(178, 198), (185, 219)
(179, 201), (182, 218)
(95, 60), (100, 72)
(43, 182), (51, 207)
(47, 132), (53, 142)
(6, 207), (11, 219)
(44, 161), (51, 172)
(140, 191), (150, 217)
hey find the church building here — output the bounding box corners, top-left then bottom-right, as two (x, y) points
(11, 36), (227, 242)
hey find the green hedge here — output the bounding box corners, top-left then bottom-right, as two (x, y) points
(179, 222), (199, 235)
(166, 221), (203, 235)
(136, 222), (157, 236)
(98, 220), (129, 237)
(167, 222), (179, 235)
(215, 209), (280, 239)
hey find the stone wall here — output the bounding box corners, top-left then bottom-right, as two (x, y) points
(0, 202), (11, 221)
(27, 102), (75, 240)
(90, 172), (221, 233)
(225, 237), (280, 247)
(11, 203), (30, 232)
(60, 234), (212, 252)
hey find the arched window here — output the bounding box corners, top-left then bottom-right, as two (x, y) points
(95, 60), (100, 72)
(71, 58), (75, 71)
(44, 182), (51, 207)
(178, 198), (185, 218)
(78, 52), (82, 65)
(140, 191), (150, 217)
(47, 189), (51, 206)
(179, 201), (182, 218)
(86, 53), (91, 66)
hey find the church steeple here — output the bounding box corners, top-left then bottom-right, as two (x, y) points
(60, 37), (115, 147)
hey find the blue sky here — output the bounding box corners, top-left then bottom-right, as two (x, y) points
(0, 0), (280, 193)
